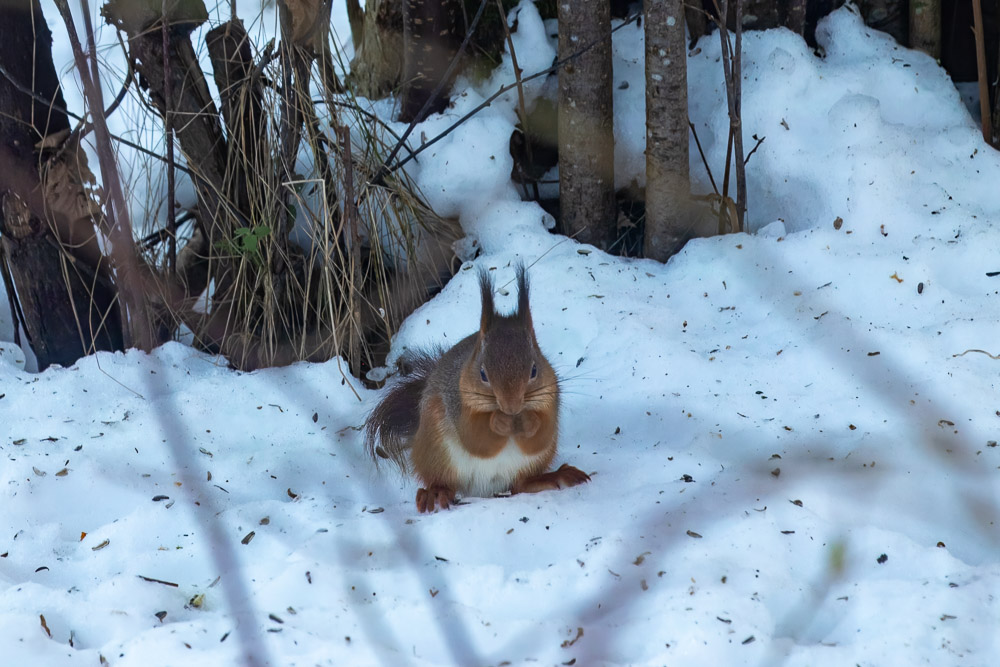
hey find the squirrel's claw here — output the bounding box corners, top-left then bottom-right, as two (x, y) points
(416, 484), (457, 513)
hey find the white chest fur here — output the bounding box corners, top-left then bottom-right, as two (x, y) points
(442, 435), (547, 498)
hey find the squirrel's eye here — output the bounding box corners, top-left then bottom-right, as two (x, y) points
(480, 366), (489, 384)
(530, 363), (538, 380)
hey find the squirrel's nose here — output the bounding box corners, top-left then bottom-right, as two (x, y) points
(496, 395), (523, 415)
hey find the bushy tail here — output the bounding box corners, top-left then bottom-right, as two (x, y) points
(364, 351), (440, 471)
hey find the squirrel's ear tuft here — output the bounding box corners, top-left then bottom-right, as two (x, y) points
(515, 261), (532, 326)
(478, 267), (495, 334)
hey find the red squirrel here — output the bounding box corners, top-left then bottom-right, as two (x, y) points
(364, 263), (590, 512)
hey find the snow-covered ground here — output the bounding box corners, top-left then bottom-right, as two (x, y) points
(2, 3), (999, 665)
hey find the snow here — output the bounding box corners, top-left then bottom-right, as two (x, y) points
(3, 4), (1000, 666)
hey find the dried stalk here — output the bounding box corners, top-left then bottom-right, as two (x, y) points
(711, 0), (746, 233)
(53, 0), (153, 350)
(337, 125), (362, 376)
(495, 0), (538, 200)
(162, 0), (176, 274)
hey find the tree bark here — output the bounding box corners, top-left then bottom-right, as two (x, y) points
(782, 0), (807, 36)
(349, 0), (405, 99)
(400, 0), (464, 122)
(557, 0), (616, 250)
(909, 0), (941, 59)
(644, 0), (693, 261)
(0, 0), (124, 368)
(347, 0), (366, 50)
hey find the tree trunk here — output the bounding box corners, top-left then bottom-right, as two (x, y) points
(400, 0), (464, 122)
(0, 0), (124, 368)
(347, 0), (366, 50)
(782, 0), (807, 36)
(910, 0), (941, 58)
(644, 0), (693, 261)
(349, 0), (525, 112)
(557, 0), (616, 250)
(349, 0), (405, 100)
(855, 0), (907, 46)
(684, 0), (709, 47)
(993, 0), (1000, 146)
(103, 0), (235, 248)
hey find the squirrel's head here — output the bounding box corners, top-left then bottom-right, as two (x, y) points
(468, 263), (554, 416)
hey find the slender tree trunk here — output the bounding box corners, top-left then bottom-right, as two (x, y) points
(972, 0), (993, 144)
(644, 0), (692, 261)
(992, 0), (1000, 146)
(557, 0), (616, 249)
(0, 0), (124, 368)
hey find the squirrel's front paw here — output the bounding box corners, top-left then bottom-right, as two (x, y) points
(551, 463), (591, 488)
(490, 410), (540, 438)
(513, 463), (592, 494)
(416, 484), (457, 513)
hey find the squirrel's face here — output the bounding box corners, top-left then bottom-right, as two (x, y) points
(465, 264), (557, 418)
(474, 319), (542, 415)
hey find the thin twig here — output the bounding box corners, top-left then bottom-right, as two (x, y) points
(710, 0), (746, 233)
(743, 134), (765, 165)
(733, 0), (746, 228)
(311, 97), (418, 160)
(162, 0), (177, 274)
(137, 574), (180, 587)
(338, 125), (362, 376)
(952, 348), (1000, 360)
(495, 0), (538, 200)
(688, 120), (719, 195)
(0, 244), (26, 347)
(140, 211), (195, 250)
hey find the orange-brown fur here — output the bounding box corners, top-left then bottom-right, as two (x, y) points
(364, 264), (590, 512)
